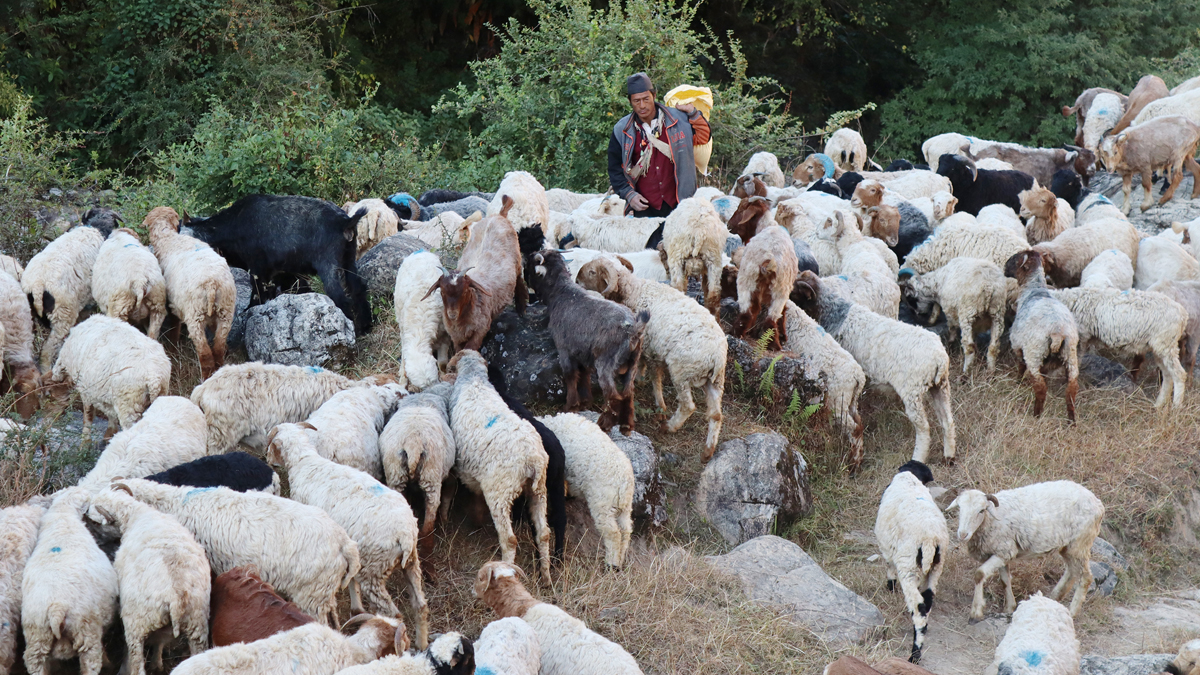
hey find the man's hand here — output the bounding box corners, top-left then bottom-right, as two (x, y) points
(675, 102), (696, 115)
(628, 192), (649, 211)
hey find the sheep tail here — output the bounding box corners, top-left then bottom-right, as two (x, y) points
(47, 602), (68, 641)
(340, 539), (362, 590)
(169, 590), (188, 638)
(918, 540), (938, 575)
(199, 277), (220, 319)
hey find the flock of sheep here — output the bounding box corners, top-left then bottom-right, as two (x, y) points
(3, 72), (1200, 675)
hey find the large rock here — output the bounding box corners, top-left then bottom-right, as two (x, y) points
(580, 411), (667, 526)
(1080, 354), (1137, 393)
(1116, 589), (1200, 633)
(706, 535), (884, 646)
(245, 293), (355, 367)
(480, 306), (566, 406)
(356, 233), (428, 297)
(226, 267), (254, 348)
(1089, 536), (1127, 596)
(695, 432), (811, 545)
(1090, 170), (1200, 234)
(1081, 654), (1174, 675)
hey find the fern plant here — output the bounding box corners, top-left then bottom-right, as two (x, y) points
(759, 355), (782, 402)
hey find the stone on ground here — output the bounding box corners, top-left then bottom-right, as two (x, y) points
(695, 432), (811, 545)
(245, 293), (355, 367)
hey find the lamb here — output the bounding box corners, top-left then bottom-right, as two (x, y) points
(571, 193), (626, 218)
(529, 250), (648, 433)
(948, 481), (1103, 621)
(792, 271), (955, 463)
(547, 188), (604, 213)
(907, 191), (958, 227)
(331, 632), (475, 675)
(976, 205), (1027, 238)
(171, 614), (407, 675)
(1080, 249), (1134, 290)
(379, 389), (456, 539)
(937, 154), (1036, 216)
(984, 593), (1080, 675)
(0, 254), (22, 281)
(144, 206), (237, 378)
(447, 350), (552, 578)
(874, 461), (949, 663)
(21, 487), (118, 675)
(818, 211), (901, 318)
(475, 617), (540, 675)
(903, 218), (1034, 274)
(0, 499), (47, 674)
(51, 314), (171, 436)
(87, 488), (210, 675)
(1166, 640), (1200, 675)
(792, 153), (838, 186)
(734, 225), (800, 346)
(898, 257), (1007, 371)
(1062, 87), (1128, 146)
(535, 413), (635, 568)
(968, 142), (1097, 187)
(20, 223), (105, 369)
(1109, 74), (1170, 136)
(343, 198), (401, 257)
(1133, 233), (1198, 290)
(266, 423), (428, 648)
(559, 213), (664, 252)
(110, 478), (360, 625)
(488, 171), (551, 234)
(425, 196), (526, 353)
(145, 452), (280, 493)
(662, 197), (727, 313)
(1019, 185), (1076, 245)
(825, 128), (871, 171)
(1031, 218), (1141, 288)
(1052, 285), (1188, 408)
(209, 566), (314, 647)
(91, 228), (167, 338)
(867, 170), (953, 200)
(395, 251), (453, 391)
(474, 562), (644, 675)
(0, 268), (41, 417)
(1082, 92), (1124, 152)
(305, 382), (405, 480)
(1146, 279), (1200, 373)
(574, 256), (726, 460)
(76, 395), (208, 492)
(190, 362), (385, 453)
(1097, 115), (1200, 213)
(1005, 251), (1081, 421)
(740, 151), (787, 187)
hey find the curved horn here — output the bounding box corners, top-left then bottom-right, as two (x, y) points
(394, 622), (410, 656)
(409, 200), (420, 221)
(986, 494), (1000, 507)
(341, 614), (375, 634)
(265, 426), (281, 447)
(297, 421), (318, 431)
(111, 481), (133, 496)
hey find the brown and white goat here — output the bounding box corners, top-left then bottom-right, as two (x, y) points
(732, 174), (769, 199)
(1099, 115), (1200, 214)
(726, 195), (773, 243)
(733, 226), (799, 350)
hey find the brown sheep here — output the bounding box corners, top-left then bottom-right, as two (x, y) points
(209, 566), (315, 647)
(1019, 184), (1075, 244)
(1109, 74), (1170, 136)
(823, 656), (885, 675)
(732, 173), (769, 199)
(726, 195), (773, 242)
(1098, 115), (1200, 213)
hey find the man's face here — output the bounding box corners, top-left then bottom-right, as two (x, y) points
(630, 91), (655, 123)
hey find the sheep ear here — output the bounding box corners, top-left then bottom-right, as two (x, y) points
(265, 426), (280, 447)
(421, 278), (443, 302)
(182, 210), (191, 224)
(986, 494), (999, 507)
(615, 256), (634, 272)
(1172, 221), (1186, 234)
(500, 195), (515, 218)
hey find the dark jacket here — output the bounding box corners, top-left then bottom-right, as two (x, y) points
(608, 103), (705, 208)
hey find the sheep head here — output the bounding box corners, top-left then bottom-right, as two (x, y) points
(424, 270), (489, 323)
(850, 180), (885, 210)
(946, 489), (999, 542)
(863, 205), (900, 247)
(1003, 250), (1043, 285)
(1166, 640), (1200, 675)
(720, 264), (739, 300)
(576, 258), (628, 300)
(143, 206), (181, 240)
(727, 196), (771, 242)
(341, 614), (408, 658)
(1066, 145), (1097, 181)
(792, 153), (835, 186)
(896, 459), (935, 485)
(1018, 185), (1056, 221)
(426, 633), (475, 675)
(817, 210), (854, 243)
(732, 174), (767, 199)
(474, 561), (538, 618)
(10, 362), (41, 419)
(790, 270), (822, 319)
(937, 154), (977, 188)
(1097, 133), (1123, 171)
(932, 191), (958, 221)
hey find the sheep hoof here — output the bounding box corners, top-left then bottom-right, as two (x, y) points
(967, 615), (985, 625)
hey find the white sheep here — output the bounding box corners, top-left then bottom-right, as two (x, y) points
(740, 151), (787, 187)
(1166, 639), (1200, 675)
(792, 271), (955, 463)
(87, 488), (210, 675)
(535, 413), (634, 568)
(1081, 249), (1134, 290)
(983, 593), (1080, 675)
(1082, 93), (1123, 152)
(1004, 250), (1081, 422)
(77, 395), (208, 493)
(379, 387), (456, 539)
(1074, 193), (1127, 228)
(1131, 88), (1200, 127)
(1147, 279), (1200, 374)
(21, 487), (118, 675)
(562, 214), (663, 253)
(818, 211), (900, 318)
(825, 128), (871, 171)
(305, 382), (405, 480)
(908, 191), (958, 227)
(172, 615), (407, 675)
(571, 193), (626, 218)
(692, 186), (726, 202)
(475, 617), (540, 675)
(21, 224), (105, 369)
(874, 461), (949, 664)
(922, 132), (984, 168)
(51, 314), (171, 436)
(0, 499), (47, 674)
(974, 157), (1015, 171)
(0, 269), (41, 417)
(395, 251), (453, 390)
(1135, 232), (1198, 289)
(1019, 185), (1075, 245)
(976, 205), (1027, 238)
(267, 423), (428, 648)
(947, 481), (1103, 621)
(547, 188), (604, 213)
(775, 197), (843, 275)
(781, 299), (867, 470)
(344, 198), (402, 257)
(475, 562), (644, 675)
(91, 228), (168, 338)
(899, 257), (1007, 371)
(402, 212), (475, 250)
(0, 254), (23, 281)
(331, 632), (474, 675)
(488, 171), (551, 234)
(561, 247), (670, 283)
(736, 225), (801, 341)
(1032, 217), (1140, 288)
(192, 362), (385, 453)
(662, 197), (726, 314)
(573, 256), (726, 460)
(448, 350), (551, 578)
(903, 218), (1031, 273)
(110, 478), (361, 625)
(870, 170), (953, 201)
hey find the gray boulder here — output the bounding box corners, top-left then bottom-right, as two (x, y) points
(706, 535), (884, 646)
(356, 233), (428, 297)
(427, 196), (491, 221)
(1080, 353), (1136, 393)
(695, 432), (811, 545)
(245, 293), (355, 367)
(1081, 654), (1173, 675)
(226, 268), (254, 348)
(1089, 536), (1127, 596)
(480, 306), (566, 406)
(580, 411), (667, 526)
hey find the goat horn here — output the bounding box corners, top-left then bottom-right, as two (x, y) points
(341, 614), (374, 634)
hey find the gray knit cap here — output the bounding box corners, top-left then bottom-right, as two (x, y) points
(626, 72), (654, 96)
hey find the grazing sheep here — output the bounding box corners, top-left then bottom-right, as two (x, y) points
(775, 197), (843, 275)
(734, 225), (800, 346)
(475, 617), (540, 675)
(145, 452), (279, 493)
(1019, 185), (1076, 245)
(725, 195), (774, 244)
(51, 314), (171, 436)
(792, 271), (955, 464)
(1147, 279), (1200, 374)
(87, 488), (210, 675)
(561, 247), (671, 283)
(662, 197), (726, 313)
(826, 128), (871, 171)
(1082, 93), (1124, 153)
(903, 218), (1036, 274)
(1031, 218), (1141, 288)
(209, 566), (314, 647)
(448, 350), (552, 578)
(937, 154), (1036, 216)
(559, 213), (665, 252)
(21, 224), (105, 370)
(22, 487), (118, 675)
(1062, 87), (1128, 146)
(908, 191), (958, 228)
(818, 211), (901, 319)
(91, 228), (168, 338)
(266, 423), (428, 648)
(0, 269), (41, 417)
(77, 395), (208, 492)
(111, 478), (360, 626)
(144, 206), (237, 378)
(474, 562), (644, 675)
(740, 152), (787, 187)
(984, 593), (1080, 675)
(1004, 251), (1081, 422)
(0, 499), (47, 674)
(1109, 74), (1170, 136)
(395, 251), (453, 391)
(1098, 115), (1200, 214)
(948, 481), (1103, 621)
(875, 461), (949, 663)
(898, 258), (1007, 371)
(343, 199), (401, 258)
(379, 389), (456, 539)
(305, 382), (405, 480)
(488, 171), (551, 234)
(1080, 249), (1134, 290)
(1075, 193), (1127, 228)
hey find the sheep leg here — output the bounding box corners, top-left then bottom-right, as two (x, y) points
(125, 629), (146, 675)
(578, 365), (595, 408)
(514, 274), (528, 315)
(885, 560), (898, 591)
(402, 557), (430, 650)
(1161, 348), (1186, 408)
(526, 483), (552, 580)
(1028, 368), (1048, 418)
(592, 500), (625, 568)
(930, 383), (955, 462)
(184, 316), (216, 379)
(348, 576), (367, 616)
(359, 568), (400, 620)
(1065, 341), (1079, 424)
(437, 479), (457, 523)
(957, 309), (976, 372)
(562, 363), (582, 412)
(211, 309), (232, 371)
(1158, 164), (1184, 207)
(420, 483), (440, 539)
(1014, 348), (1026, 380)
(902, 394), (932, 463)
(485, 493), (519, 564)
(23, 636), (49, 675)
(664, 378), (696, 434)
(652, 364), (667, 412)
(38, 323), (69, 372)
(1186, 155), (1200, 199)
(899, 574), (930, 663)
(81, 402), (94, 438)
(79, 638), (104, 675)
(669, 258), (687, 294)
(986, 310), (1003, 371)
(998, 565), (1017, 614)
(705, 259), (723, 315)
(1121, 173), (1134, 215)
(147, 308), (166, 341)
(970, 555), (1007, 622)
(1065, 552), (1093, 616)
(702, 380), (724, 463)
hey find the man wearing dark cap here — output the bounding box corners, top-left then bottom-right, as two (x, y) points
(608, 72), (711, 217)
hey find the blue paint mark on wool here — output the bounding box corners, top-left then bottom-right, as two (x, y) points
(50, 547), (61, 553)
(369, 484), (385, 496)
(837, 275), (848, 281)
(306, 366), (324, 374)
(1021, 651), (1044, 667)
(183, 487), (215, 504)
(476, 667), (497, 675)
(486, 415), (499, 428)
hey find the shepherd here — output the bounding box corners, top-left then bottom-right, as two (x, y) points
(608, 72), (711, 218)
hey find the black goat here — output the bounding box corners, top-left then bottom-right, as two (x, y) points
(144, 452), (277, 492)
(936, 154), (1035, 216)
(885, 159), (915, 172)
(529, 249), (648, 434)
(836, 171), (865, 199)
(185, 195), (373, 334)
(807, 177), (845, 198)
(892, 202), (934, 262)
(487, 361), (567, 562)
(1050, 169), (1086, 210)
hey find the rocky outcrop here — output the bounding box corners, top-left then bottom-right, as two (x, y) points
(244, 293), (355, 367)
(480, 306), (567, 406)
(226, 267), (254, 348)
(1081, 654), (1173, 675)
(580, 411), (666, 526)
(695, 433), (811, 545)
(356, 233), (427, 297)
